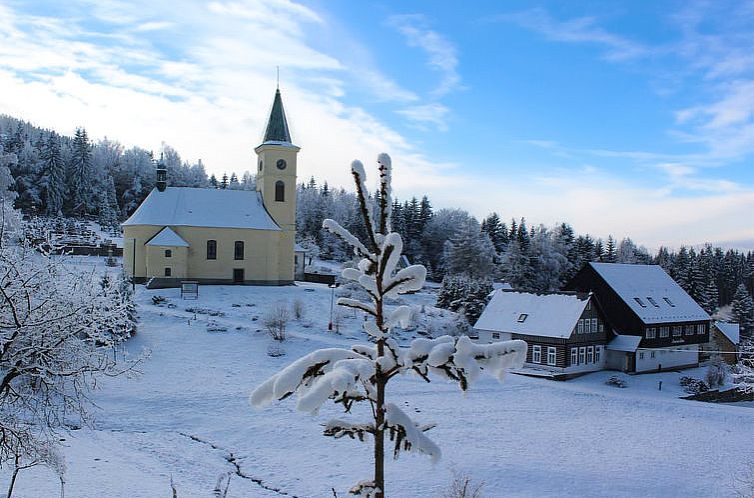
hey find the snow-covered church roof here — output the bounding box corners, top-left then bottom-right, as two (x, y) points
(122, 187), (281, 231)
(474, 290), (590, 339)
(589, 263), (709, 324)
(145, 227), (189, 247)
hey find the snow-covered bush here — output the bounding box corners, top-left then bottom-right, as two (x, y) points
(605, 376), (627, 388)
(263, 303), (289, 341)
(292, 298), (305, 320)
(250, 154), (526, 497)
(679, 376), (709, 394)
(705, 362), (727, 389)
(443, 472), (485, 498)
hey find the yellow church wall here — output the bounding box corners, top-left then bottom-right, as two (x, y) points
(123, 225), (294, 284)
(146, 245), (188, 279)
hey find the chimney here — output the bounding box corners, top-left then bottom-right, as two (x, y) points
(156, 153), (167, 192)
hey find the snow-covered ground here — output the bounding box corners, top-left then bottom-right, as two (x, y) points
(3, 277), (752, 497)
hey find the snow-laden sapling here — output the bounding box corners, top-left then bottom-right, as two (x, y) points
(251, 154), (526, 497)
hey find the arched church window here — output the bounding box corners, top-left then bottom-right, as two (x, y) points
(258, 160), (263, 172)
(207, 240), (217, 260)
(275, 181), (285, 202)
(234, 241), (244, 260)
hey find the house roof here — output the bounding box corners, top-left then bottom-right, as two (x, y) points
(607, 334), (642, 352)
(474, 290), (590, 339)
(714, 321), (740, 345)
(262, 88), (292, 144)
(122, 187), (281, 231)
(589, 263), (709, 324)
(145, 227), (189, 247)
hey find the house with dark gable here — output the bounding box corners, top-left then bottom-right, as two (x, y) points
(566, 262), (711, 373)
(474, 290), (610, 378)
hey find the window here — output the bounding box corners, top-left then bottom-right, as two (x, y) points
(599, 321), (605, 333)
(697, 324), (706, 335)
(492, 332), (500, 340)
(164, 267), (171, 277)
(646, 327), (656, 339)
(577, 319), (584, 334)
(651, 351), (656, 359)
(591, 318), (598, 333)
(685, 325), (694, 336)
(639, 352), (645, 360)
(584, 319), (591, 334)
(234, 241), (244, 260)
(165, 249), (172, 258)
(595, 346), (602, 363)
(663, 297), (676, 307)
(275, 180), (285, 202)
(673, 326), (682, 337)
(532, 346), (541, 364)
(258, 160), (263, 172)
(586, 301), (591, 310)
(660, 326), (669, 338)
(207, 240), (217, 260)
(517, 313), (528, 323)
(579, 347), (586, 364)
(587, 346), (594, 363)
(647, 297), (660, 307)
(547, 347), (557, 366)
(571, 348), (578, 366)
(634, 297), (647, 308)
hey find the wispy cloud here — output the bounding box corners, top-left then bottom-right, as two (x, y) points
(491, 8), (647, 61)
(386, 14), (461, 97)
(396, 103), (450, 131)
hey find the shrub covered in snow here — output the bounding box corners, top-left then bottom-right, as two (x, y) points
(250, 154), (526, 498)
(263, 303), (289, 341)
(679, 376), (709, 394)
(605, 376), (628, 388)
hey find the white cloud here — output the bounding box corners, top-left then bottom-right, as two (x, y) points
(396, 103), (449, 131)
(386, 14), (461, 97)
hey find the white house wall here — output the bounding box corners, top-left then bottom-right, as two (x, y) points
(635, 345), (698, 373)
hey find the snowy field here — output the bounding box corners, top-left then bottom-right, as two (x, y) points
(3, 271), (752, 497)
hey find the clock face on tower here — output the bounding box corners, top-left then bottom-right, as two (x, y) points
(276, 159), (287, 170)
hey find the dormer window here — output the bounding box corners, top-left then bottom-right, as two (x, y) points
(663, 297), (675, 307)
(517, 313), (528, 323)
(633, 297), (647, 308)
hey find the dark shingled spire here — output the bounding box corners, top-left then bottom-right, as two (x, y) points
(263, 89), (292, 143)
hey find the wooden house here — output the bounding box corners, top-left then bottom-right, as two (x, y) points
(474, 290), (609, 378)
(566, 262), (710, 373)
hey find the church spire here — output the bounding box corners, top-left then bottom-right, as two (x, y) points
(262, 88), (292, 144)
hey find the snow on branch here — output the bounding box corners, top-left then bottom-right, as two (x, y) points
(384, 403), (440, 463)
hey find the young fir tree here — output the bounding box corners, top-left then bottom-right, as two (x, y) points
(68, 128), (93, 215)
(731, 284), (754, 340)
(251, 154), (526, 498)
(40, 133), (65, 216)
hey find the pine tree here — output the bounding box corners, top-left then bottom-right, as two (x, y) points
(604, 236), (617, 263)
(251, 154), (525, 498)
(209, 174), (218, 188)
(441, 219), (496, 279)
(40, 133), (65, 216)
(67, 128), (93, 215)
(229, 172), (240, 189)
(732, 284), (754, 339)
(220, 173), (229, 189)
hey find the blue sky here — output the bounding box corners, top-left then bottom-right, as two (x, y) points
(1, 1), (754, 249)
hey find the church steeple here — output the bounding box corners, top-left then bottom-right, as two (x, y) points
(262, 89), (292, 144)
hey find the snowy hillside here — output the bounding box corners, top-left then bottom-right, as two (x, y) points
(2, 281), (752, 497)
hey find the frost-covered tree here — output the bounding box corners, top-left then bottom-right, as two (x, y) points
(251, 154), (526, 497)
(67, 128), (93, 215)
(731, 284), (754, 340)
(39, 133), (65, 216)
(442, 218), (496, 279)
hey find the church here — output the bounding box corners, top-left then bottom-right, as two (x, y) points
(122, 88), (299, 287)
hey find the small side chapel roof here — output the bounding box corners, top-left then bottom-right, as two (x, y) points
(146, 227), (189, 247)
(122, 187), (281, 231)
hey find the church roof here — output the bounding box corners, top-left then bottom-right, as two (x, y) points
(122, 187), (281, 231)
(146, 227), (189, 247)
(262, 89), (292, 144)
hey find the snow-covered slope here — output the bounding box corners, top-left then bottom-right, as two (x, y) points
(3, 282), (751, 497)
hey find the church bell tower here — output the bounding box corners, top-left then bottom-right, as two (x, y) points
(255, 88), (299, 232)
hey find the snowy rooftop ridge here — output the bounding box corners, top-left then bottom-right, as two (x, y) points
(122, 187), (281, 231)
(714, 321), (740, 345)
(474, 289), (590, 339)
(589, 263), (710, 324)
(145, 227), (189, 247)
